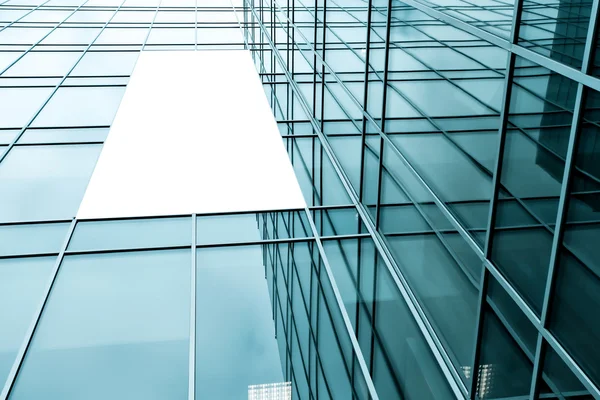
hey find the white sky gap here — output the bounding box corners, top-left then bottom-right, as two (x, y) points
(77, 50), (305, 219)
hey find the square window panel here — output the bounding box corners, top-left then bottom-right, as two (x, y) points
(40, 28), (102, 45)
(66, 10), (114, 23)
(147, 28), (195, 44)
(0, 130), (19, 145)
(0, 52), (20, 72)
(0, 88), (54, 129)
(4, 51), (82, 77)
(0, 222), (70, 257)
(9, 250), (190, 400)
(111, 10), (156, 23)
(71, 51), (139, 76)
(0, 145), (102, 222)
(0, 27), (52, 45)
(19, 10), (73, 23)
(31, 86), (126, 127)
(0, 256), (56, 388)
(95, 28), (149, 45)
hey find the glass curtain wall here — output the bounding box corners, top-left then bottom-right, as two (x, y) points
(0, 0), (599, 398)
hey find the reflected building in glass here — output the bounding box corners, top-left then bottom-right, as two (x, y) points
(0, 0), (599, 399)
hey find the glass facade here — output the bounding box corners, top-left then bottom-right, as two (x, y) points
(0, 0), (599, 399)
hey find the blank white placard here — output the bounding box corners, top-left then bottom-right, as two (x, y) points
(77, 50), (305, 219)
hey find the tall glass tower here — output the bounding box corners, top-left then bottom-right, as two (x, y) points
(0, 0), (598, 399)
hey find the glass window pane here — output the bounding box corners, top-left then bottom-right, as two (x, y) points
(549, 86), (600, 389)
(476, 305), (536, 399)
(196, 213), (261, 245)
(0, 222), (70, 257)
(4, 52), (81, 77)
(68, 217), (191, 252)
(31, 87), (126, 127)
(196, 245), (283, 397)
(518, 0), (591, 69)
(0, 145), (102, 222)
(71, 52), (140, 76)
(10, 250), (190, 400)
(0, 256), (55, 387)
(492, 56), (578, 315)
(0, 88), (53, 129)
(387, 233), (479, 380)
(540, 344), (592, 398)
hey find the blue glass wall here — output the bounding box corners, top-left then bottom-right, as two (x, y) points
(1, 0), (599, 398)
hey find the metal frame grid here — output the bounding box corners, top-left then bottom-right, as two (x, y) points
(243, 0), (600, 398)
(0, 0), (600, 399)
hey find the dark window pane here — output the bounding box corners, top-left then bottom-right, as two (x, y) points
(476, 305), (536, 399)
(492, 57), (578, 314)
(549, 87), (600, 389)
(518, 0), (592, 69)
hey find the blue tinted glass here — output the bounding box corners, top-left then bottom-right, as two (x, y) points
(196, 213), (260, 245)
(196, 246), (283, 397)
(549, 88), (600, 389)
(387, 234), (479, 381)
(0, 222), (70, 257)
(10, 250), (190, 400)
(476, 304), (537, 399)
(31, 87), (125, 127)
(0, 257), (55, 387)
(4, 51), (81, 77)
(0, 88), (54, 129)
(0, 145), (101, 222)
(492, 57), (578, 315)
(518, 0), (591, 69)
(68, 217), (191, 251)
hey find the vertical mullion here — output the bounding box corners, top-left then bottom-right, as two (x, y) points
(189, 214), (197, 400)
(468, 0), (522, 390)
(358, 0), (373, 206)
(373, 0), (393, 229)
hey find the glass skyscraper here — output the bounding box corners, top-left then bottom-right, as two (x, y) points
(0, 0), (599, 398)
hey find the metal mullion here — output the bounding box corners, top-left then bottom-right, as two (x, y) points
(358, 0), (373, 209)
(188, 214), (196, 400)
(0, 219), (77, 400)
(311, 0), (319, 119)
(373, 0), (392, 229)
(0, 0), (127, 166)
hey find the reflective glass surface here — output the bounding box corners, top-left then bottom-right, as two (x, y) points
(196, 246), (284, 398)
(10, 250), (190, 400)
(492, 56), (578, 315)
(549, 87), (600, 389)
(0, 257), (55, 387)
(1, 0), (600, 397)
